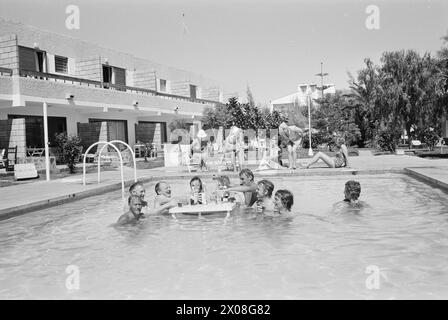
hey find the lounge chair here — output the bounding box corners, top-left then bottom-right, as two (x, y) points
(179, 145), (200, 172)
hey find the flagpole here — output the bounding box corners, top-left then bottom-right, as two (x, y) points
(307, 93), (313, 156)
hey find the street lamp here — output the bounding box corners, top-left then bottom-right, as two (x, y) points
(307, 90), (314, 157)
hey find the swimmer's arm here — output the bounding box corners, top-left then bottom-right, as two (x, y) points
(227, 184), (257, 193)
(153, 195), (170, 208)
(341, 145), (350, 167)
(149, 199), (178, 214)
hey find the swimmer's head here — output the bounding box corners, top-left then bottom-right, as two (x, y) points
(128, 195), (143, 215)
(190, 176), (203, 193)
(213, 175), (230, 189)
(239, 169), (254, 186)
(273, 190), (294, 212)
(155, 181), (171, 197)
(129, 182), (145, 199)
(344, 180), (361, 201)
(257, 180), (274, 199)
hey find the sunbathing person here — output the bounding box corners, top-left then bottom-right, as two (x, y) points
(117, 195), (145, 225)
(153, 181), (179, 214)
(253, 180), (275, 213)
(304, 138), (350, 169)
(226, 169), (258, 207)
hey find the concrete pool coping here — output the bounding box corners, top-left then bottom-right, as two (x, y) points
(1, 163), (447, 221)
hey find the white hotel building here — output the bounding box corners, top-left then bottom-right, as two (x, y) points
(0, 17), (240, 162)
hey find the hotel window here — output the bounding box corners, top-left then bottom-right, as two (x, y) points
(190, 84), (197, 99)
(55, 55), (68, 74)
(159, 79), (167, 92)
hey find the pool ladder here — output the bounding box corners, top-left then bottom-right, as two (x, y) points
(82, 140), (137, 201)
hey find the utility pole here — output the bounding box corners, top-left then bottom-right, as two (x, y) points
(315, 62), (329, 99)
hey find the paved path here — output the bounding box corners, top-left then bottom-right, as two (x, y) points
(0, 155), (447, 220)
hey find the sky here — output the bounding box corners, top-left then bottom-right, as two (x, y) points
(1, 0), (447, 105)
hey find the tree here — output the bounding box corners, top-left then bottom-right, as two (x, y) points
(347, 58), (382, 147)
(54, 133), (82, 173)
(309, 91), (361, 146)
(378, 50), (442, 142)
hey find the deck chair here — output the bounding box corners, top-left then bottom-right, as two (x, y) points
(0, 149), (6, 169)
(6, 146), (17, 171)
(222, 151), (237, 172)
(14, 163), (39, 180)
(179, 145), (200, 172)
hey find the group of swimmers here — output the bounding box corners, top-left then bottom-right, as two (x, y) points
(117, 168), (365, 225)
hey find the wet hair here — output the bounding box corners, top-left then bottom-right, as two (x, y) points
(257, 180), (274, 198)
(213, 175), (230, 188)
(129, 181), (144, 194)
(239, 168), (254, 182)
(128, 195), (142, 205)
(345, 180), (361, 200)
(190, 176), (203, 192)
(154, 181), (167, 195)
(275, 190), (294, 211)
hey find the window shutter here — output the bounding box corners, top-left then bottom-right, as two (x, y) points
(114, 67), (126, 86)
(19, 46), (37, 71)
(55, 56), (68, 73)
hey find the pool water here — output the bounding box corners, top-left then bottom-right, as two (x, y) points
(1, 174), (448, 299)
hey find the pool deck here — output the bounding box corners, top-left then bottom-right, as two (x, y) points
(0, 154), (447, 220)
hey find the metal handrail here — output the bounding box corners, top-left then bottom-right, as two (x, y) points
(82, 141), (125, 201)
(98, 140), (137, 183)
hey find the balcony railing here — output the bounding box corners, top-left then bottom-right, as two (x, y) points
(0, 67), (13, 76)
(19, 69), (221, 106)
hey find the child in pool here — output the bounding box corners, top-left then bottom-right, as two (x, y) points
(117, 195), (144, 225)
(253, 180), (275, 213)
(333, 180), (368, 213)
(270, 189), (294, 217)
(190, 176), (206, 205)
(212, 175), (245, 203)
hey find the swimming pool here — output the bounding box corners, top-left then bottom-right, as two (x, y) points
(0, 173), (447, 299)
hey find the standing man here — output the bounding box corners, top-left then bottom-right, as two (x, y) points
(278, 122), (303, 170)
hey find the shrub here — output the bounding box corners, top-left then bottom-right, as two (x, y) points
(374, 127), (402, 152)
(417, 128), (440, 151)
(54, 133), (82, 173)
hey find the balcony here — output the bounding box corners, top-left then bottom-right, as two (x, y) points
(0, 67), (13, 76)
(15, 69), (221, 107)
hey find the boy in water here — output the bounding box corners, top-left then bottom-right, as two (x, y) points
(117, 195), (144, 225)
(271, 189), (294, 218)
(333, 180), (368, 212)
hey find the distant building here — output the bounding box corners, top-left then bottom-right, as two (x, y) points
(270, 83), (335, 127)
